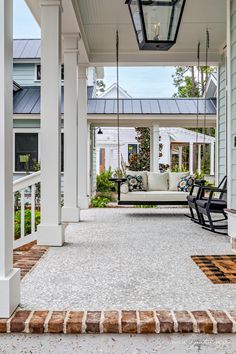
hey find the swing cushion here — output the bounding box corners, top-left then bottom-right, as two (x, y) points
(177, 176), (195, 192)
(147, 172), (169, 191)
(126, 170), (148, 190)
(120, 190), (189, 202)
(127, 175), (145, 192)
(169, 172), (190, 191)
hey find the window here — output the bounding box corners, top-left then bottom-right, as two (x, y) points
(128, 144), (138, 162)
(36, 64), (64, 81)
(15, 133), (38, 172)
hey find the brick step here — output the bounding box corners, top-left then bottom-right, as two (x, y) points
(0, 310), (236, 334)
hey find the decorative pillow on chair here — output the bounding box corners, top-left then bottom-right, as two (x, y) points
(127, 175), (145, 192)
(178, 176), (195, 192)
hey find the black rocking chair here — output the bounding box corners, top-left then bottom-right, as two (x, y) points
(195, 178), (228, 235)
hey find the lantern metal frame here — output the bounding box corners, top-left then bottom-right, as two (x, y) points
(125, 0), (186, 51)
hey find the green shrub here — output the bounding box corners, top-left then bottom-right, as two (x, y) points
(14, 209), (41, 239)
(96, 168), (115, 192)
(90, 195), (110, 208)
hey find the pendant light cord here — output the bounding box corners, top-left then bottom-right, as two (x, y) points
(116, 30), (121, 173)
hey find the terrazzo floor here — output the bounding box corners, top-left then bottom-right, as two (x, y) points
(20, 208), (236, 310)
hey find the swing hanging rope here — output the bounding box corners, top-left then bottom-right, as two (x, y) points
(196, 41), (200, 145)
(203, 29), (210, 173)
(116, 30), (121, 174)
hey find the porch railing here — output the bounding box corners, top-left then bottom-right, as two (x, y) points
(13, 171), (41, 249)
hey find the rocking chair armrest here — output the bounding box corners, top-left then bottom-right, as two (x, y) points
(201, 186), (227, 193)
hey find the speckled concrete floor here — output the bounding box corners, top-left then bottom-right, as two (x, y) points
(20, 208), (236, 310)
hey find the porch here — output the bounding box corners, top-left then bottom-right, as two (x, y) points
(19, 208), (236, 311)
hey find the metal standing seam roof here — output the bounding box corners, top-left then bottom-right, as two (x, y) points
(13, 39), (41, 59)
(13, 87), (217, 115)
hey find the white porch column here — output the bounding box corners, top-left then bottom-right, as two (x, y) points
(189, 142), (194, 175)
(198, 144), (202, 174)
(62, 35), (80, 223)
(149, 126), (154, 172)
(0, 0), (20, 318)
(178, 146), (183, 170)
(153, 124), (160, 172)
(37, 0), (64, 246)
(78, 65), (89, 209)
(210, 142), (215, 176)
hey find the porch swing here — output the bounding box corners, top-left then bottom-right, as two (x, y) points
(111, 30), (191, 206)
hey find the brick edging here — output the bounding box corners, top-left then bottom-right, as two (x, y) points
(0, 310), (236, 334)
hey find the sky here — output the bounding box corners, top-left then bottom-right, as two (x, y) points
(13, 0), (177, 98)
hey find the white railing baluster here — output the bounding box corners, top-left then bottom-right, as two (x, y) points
(31, 184), (36, 234)
(20, 190), (25, 240)
(13, 171), (41, 249)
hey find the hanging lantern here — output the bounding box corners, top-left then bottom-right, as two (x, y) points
(125, 0), (186, 51)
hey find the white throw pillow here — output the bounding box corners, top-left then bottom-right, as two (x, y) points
(169, 172), (190, 191)
(125, 170), (148, 190)
(120, 182), (129, 194)
(147, 172), (169, 191)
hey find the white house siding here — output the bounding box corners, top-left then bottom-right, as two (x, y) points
(218, 55), (227, 183)
(13, 63), (39, 86)
(231, 1), (236, 209)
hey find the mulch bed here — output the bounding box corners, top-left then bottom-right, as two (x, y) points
(192, 255), (236, 284)
(13, 243), (48, 280)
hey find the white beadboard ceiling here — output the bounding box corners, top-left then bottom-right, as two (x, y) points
(25, 0), (227, 66)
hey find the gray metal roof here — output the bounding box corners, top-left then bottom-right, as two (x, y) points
(13, 39), (41, 59)
(13, 86), (217, 115)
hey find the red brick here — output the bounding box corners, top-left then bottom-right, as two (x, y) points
(10, 311), (31, 333)
(174, 311), (193, 333)
(0, 319), (7, 333)
(191, 311), (213, 334)
(29, 311), (49, 333)
(121, 311), (137, 333)
(48, 311), (66, 333)
(209, 310), (233, 333)
(86, 311), (101, 333)
(156, 310), (174, 333)
(66, 311), (84, 334)
(103, 311), (119, 333)
(139, 311), (156, 333)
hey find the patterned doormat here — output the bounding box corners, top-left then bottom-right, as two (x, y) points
(191, 255), (236, 284)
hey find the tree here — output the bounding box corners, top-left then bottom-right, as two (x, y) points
(96, 79), (106, 95)
(128, 128), (164, 171)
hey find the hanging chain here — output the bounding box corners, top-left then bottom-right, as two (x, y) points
(116, 30), (121, 175)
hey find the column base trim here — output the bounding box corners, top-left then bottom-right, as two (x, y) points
(0, 268), (21, 318)
(62, 207), (80, 223)
(36, 224), (65, 247)
(225, 209), (236, 251)
(78, 196), (89, 210)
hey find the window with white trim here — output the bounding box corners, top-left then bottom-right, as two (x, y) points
(15, 133), (39, 172)
(36, 64), (64, 81)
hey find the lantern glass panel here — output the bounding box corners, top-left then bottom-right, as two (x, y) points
(142, 0), (185, 42)
(129, 0), (144, 44)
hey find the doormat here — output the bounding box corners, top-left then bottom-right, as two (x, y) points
(191, 255), (236, 284)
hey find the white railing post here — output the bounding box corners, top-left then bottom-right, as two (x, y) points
(0, 0), (20, 318)
(20, 190), (25, 239)
(31, 184), (36, 234)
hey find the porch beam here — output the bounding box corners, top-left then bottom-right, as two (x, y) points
(78, 65), (89, 209)
(37, 0), (64, 246)
(62, 34), (80, 223)
(0, 0), (20, 318)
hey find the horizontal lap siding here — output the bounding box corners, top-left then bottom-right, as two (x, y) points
(231, 2), (236, 208)
(218, 57), (227, 183)
(13, 64), (39, 86)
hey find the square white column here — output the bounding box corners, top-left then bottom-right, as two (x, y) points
(210, 142), (215, 176)
(37, 0), (64, 246)
(62, 35), (80, 223)
(153, 124), (160, 172)
(78, 66), (89, 210)
(0, 0), (20, 318)
(149, 126), (154, 172)
(189, 142), (194, 175)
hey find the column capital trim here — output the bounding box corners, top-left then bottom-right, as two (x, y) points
(63, 34), (81, 53)
(78, 65), (88, 79)
(41, 0), (62, 7)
